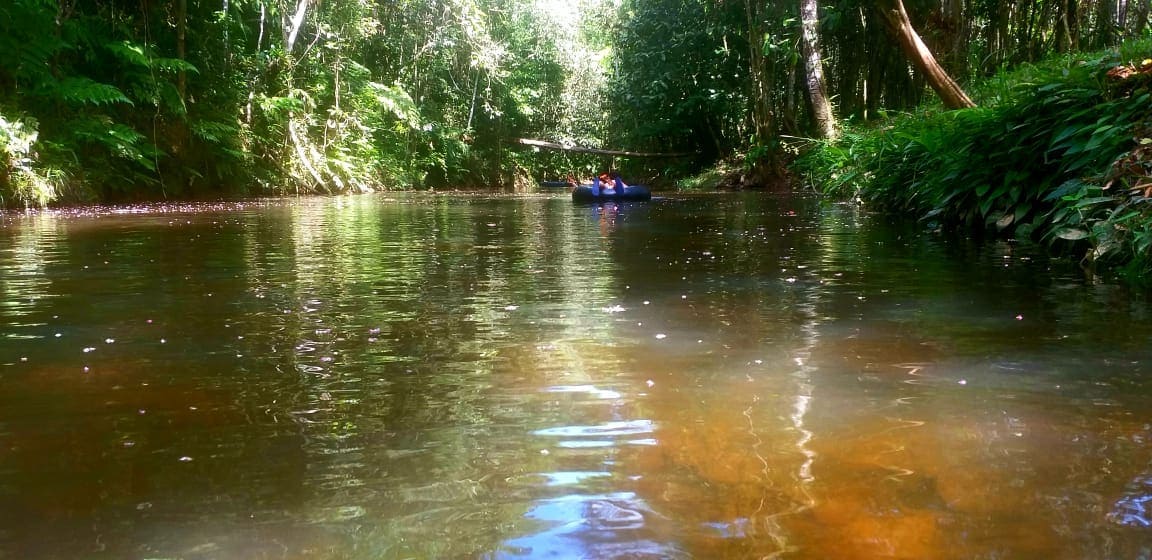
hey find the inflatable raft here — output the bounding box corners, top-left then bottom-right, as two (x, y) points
(571, 185), (652, 202)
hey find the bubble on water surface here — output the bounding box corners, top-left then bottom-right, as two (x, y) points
(654, 334), (666, 339)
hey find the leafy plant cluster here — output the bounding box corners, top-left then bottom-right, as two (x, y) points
(794, 39), (1152, 279)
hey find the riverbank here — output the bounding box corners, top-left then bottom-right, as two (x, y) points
(790, 39), (1152, 283)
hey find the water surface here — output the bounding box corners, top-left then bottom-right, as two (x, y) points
(2, 193), (1151, 559)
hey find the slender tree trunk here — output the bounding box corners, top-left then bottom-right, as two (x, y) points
(285, 0), (310, 54)
(1096, 0), (1116, 47)
(1070, 0), (1083, 49)
(1056, 0), (1080, 51)
(1132, 0), (1150, 36)
(245, 2), (267, 123)
(744, 0), (773, 143)
(800, 0), (837, 139)
(876, 0), (976, 109)
(177, 0), (187, 102)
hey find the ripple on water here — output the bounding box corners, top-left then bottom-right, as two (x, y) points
(533, 420), (654, 438)
(533, 420), (657, 450)
(543, 384), (622, 400)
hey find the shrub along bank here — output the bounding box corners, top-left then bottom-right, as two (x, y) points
(794, 40), (1152, 282)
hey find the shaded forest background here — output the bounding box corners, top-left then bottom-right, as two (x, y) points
(0, 0), (1148, 206)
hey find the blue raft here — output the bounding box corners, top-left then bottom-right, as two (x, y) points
(571, 185), (652, 202)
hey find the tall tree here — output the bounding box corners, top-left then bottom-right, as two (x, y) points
(745, 0), (776, 144)
(876, 0), (976, 109)
(800, 0), (837, 139)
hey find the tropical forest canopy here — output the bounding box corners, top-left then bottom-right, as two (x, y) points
(0, 0), (1148, 207)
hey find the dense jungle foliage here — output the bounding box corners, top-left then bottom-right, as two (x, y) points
(795, 42), (1152, 279)
(1, 0), (1150, 280)
(0, 0), (1143, 201)
(0, 0), (1132, 201)
(0, 0), (620, 205)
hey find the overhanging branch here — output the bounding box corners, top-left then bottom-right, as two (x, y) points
(513, 138), (696, 158)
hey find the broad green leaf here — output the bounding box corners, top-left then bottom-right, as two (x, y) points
(1055, 228), (1089, 240)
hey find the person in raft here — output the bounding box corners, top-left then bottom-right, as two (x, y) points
(566, 173), (628, 196)
(609, 171), (628, 193)
(597, 173), (615, 195)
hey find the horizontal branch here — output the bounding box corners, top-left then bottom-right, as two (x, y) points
(513, 138), (696, 158)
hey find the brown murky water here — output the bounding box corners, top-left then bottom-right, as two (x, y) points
(2, 193), (1151, 559)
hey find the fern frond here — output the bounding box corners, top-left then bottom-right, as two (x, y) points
(106, 40), (198, 75)
(191, 120), (240, 143)
(52, 77), (133, 106)
(105, 41), (151, 67)
(257, 95), (306, 118)
(368, 82), (421, 129)
(151, 57), (199, 74)
(72, 119), (159, 170)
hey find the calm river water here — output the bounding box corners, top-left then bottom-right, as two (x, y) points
(2, 193), (1151, 559)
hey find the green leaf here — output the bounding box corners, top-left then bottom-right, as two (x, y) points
(1073, 196), (1115, 208)
(53, 78), (133, 106)
(1055, 228), (1089, 240)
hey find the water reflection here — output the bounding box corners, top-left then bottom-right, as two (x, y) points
(1, 194), (1151, 558)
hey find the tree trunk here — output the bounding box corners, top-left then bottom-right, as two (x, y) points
(876, 0), (976, 109)
(800, 0), (837, 139)
(1095, 0), (1116, 47)
(1132, 0), (1150, 37)
(177, 0), (187, 102)
(744, 0), (774, 143)
(285, 0), (310, 54)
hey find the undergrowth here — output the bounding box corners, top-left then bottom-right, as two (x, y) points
(794, 39), (1152, 282)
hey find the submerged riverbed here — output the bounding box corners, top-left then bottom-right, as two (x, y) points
(2, 193), (1151, 559)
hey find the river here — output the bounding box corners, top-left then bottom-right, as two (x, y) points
(2, 192), (1151, 559)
